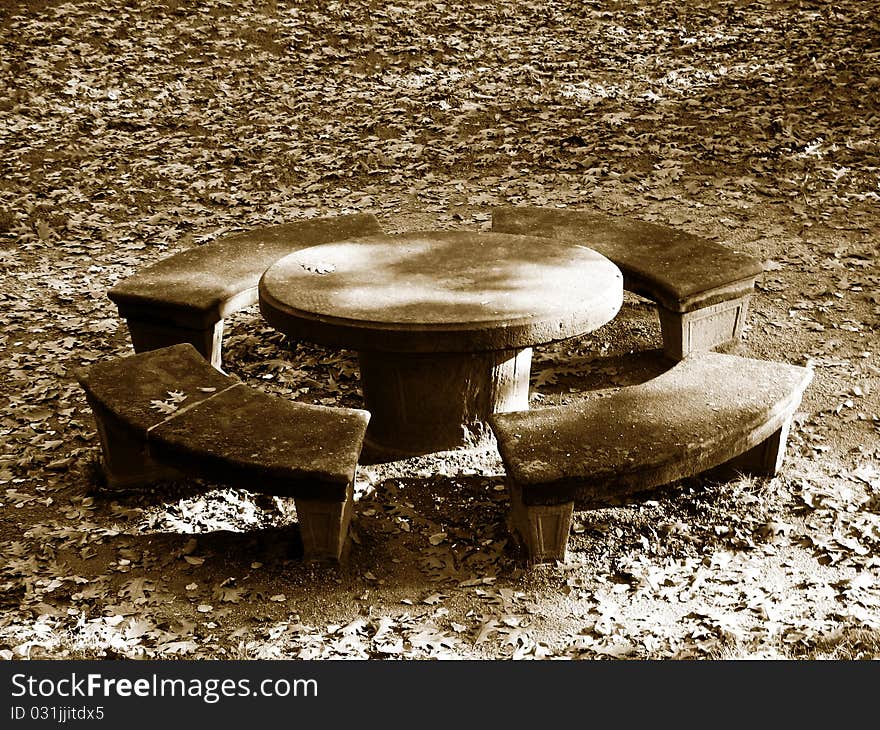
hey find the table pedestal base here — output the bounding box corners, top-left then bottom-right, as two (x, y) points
(358, 347), (532, 460)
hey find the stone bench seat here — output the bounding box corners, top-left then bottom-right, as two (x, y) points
(108, 213), (384, 369)
(491, 206), (764, 360)
(489, 352), (813, 562)
(76, 343), (371, 563)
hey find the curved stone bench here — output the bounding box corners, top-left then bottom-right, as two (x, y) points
(489, 352), (813, 562)
(76, 343), (371, 563)
(109, 213), (384, 369)
(491, 206), (764, 360)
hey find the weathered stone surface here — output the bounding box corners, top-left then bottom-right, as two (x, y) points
(77, 343), (371, 563)
(109, 214), (383, 368)
(490, 351), (813, 507)
(109, 213), (384, 328)
(76, 343), (369, 495)
(491, 206), (763, 313)
(76, 343), (236, 437)
(259, 230), (624, 353)
(148, 383), (370, 500)
(260, 230), (622, 457)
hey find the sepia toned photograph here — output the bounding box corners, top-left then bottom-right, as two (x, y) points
(1, 0), (878, 693)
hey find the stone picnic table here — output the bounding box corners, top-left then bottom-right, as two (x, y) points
(258, 230), (624, 459)
(96, 214), (809, 564)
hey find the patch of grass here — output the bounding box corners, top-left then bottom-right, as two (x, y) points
(711, 624), (880, 660)
(799, 626), (880, 660)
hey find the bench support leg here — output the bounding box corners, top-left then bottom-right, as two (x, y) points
(507, 482), (574, 563)
(657, 296), (750, 361)
(87, 401), (181, 489)
(123, 317), (225, 370)
(293, 483), (353, 563)
(723, 416), (794, 478)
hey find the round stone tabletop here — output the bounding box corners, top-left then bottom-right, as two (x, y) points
(258, 230), (623, 353)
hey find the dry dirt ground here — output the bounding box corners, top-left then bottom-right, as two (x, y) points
(1, 0), (879, 662)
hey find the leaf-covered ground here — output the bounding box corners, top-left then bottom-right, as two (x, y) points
(1, 0), (879, 660)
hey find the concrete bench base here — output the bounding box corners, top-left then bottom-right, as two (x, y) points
(86, 394), (184, 489)
(507, 482), (574, 564)
(490, 352), (813, 563)
(77, 343), (370, 563)
(491, 206), (763, 360)
(123, 318), (226, 371)
(720, 418), (792, 478)
(657, 296), (750, 361)
(294, 483), (355, 563)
